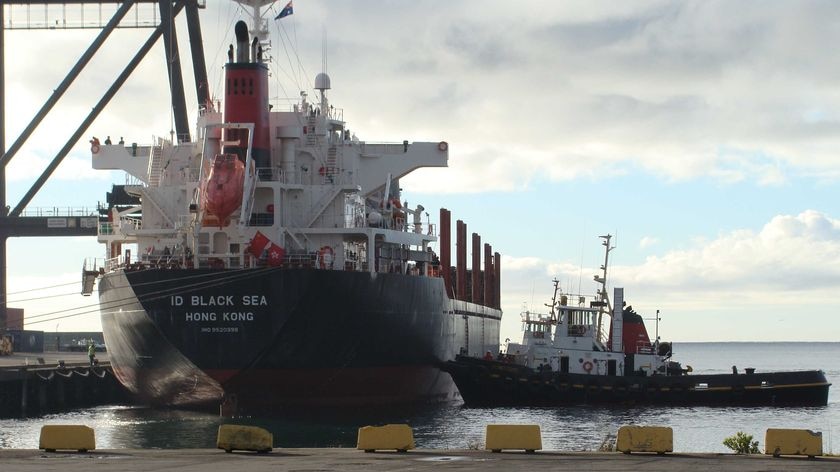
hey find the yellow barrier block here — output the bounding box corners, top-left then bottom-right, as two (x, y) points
(485, 424), (542, 453)
(356, 424), (415, 452)
(616, 426), (673, 454)
(765, 428), (822, 458)
(216, 424), (273, 453)
(39, 425), (95, 452)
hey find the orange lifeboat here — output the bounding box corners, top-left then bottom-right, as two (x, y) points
(201, 154), (245, 228)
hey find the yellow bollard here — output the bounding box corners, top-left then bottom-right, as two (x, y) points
(216, 424), (273, 453)
(765, 428), (822, 458)
(485, 424), (542, 453)
(616, 425), (673, 454)
(356, 424), (415, 452)
(39, 425), (95, 452)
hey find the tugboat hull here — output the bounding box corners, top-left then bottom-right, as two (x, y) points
(445, 356), (831, 407)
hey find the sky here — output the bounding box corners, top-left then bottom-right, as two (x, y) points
(3, 1), (840, 344)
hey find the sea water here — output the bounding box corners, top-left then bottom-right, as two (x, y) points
(1, 342), (838, 453)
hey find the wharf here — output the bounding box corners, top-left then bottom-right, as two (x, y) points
(0, 351), (128, 417)
(0, 448), (838, 471)
(0, 351), (108, 368)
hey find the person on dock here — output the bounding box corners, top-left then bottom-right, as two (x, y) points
(88, 342), (96, 366)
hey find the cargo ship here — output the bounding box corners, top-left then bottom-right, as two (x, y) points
(444, 236), (830, 406)
(85, 1), (501, 412)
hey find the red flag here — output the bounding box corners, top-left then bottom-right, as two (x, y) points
(266, 243), (285, 266)
(248, 231), (271, 257)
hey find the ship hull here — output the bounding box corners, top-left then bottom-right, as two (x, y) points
(445, 356), (831, 407)
(98, 268), (501, 410)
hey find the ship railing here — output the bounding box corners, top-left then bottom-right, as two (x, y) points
(142, 251), (192, 270)
(184, 165), (357, 186)
(153, 135), (172, 147)
(328, 107), (344, 122)
(17, 206), (98, 217)
(520, 310), (552, 323)
(125, 174), (144, 186)
(359, 142), (408, 155)
(98, 215), (141, 236)
(239, 251), (444, 277)
(104, 255), (125, 272)
(402, 222), (436, 236)
(98, 222), (114, 235)
(118, 216), (142, 231)
(195, 254), (242, 269)
(636, 341), (655, 355)
(83, 257), (105, 271)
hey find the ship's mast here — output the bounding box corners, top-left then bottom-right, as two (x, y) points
(594, 234), (614, 341)
(547, 278), (560, 322)
(231, 0), (272, 47)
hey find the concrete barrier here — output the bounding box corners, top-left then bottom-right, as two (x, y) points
(616, 426), (673, 454)
(357, 424), (415, 452)
(765, 428), (822, 458)
(485, 424), (542, 453)
(39, 425), (95, 452)
(216, 424), (273, 453)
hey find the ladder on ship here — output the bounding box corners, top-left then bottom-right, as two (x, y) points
(147, 145), (164, 187)
(464, 315), (469, 355)
(324, 146), (338, 183)
(305, 116), (317, 146)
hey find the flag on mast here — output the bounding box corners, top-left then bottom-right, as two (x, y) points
(275, 1), (293, 20)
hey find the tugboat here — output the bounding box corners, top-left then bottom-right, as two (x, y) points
(85, 1), (501, 412)
(444, 235), (830, 407)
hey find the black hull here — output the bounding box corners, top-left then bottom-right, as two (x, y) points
(445, 356), (831, 407)
(98, 268), (501, 409)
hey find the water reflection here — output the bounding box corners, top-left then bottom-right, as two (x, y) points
(0, 401), (836, 453)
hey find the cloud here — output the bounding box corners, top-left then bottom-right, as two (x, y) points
(639, 236), (659, 249)
(496, 210), (840, 340)
(615, 210), (840, 293)
(325, 1), (840, 191)
(8, 1), (840, 194)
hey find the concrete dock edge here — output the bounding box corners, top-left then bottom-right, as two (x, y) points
(0, 448), (838, 471)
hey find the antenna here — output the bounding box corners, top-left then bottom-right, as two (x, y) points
(595, 234), (615, 341)
(322, 26), (328, 75)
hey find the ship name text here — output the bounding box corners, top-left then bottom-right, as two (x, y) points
(170, 295), (268, 306)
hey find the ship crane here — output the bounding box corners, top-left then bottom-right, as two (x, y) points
(0, 0), (210, 330)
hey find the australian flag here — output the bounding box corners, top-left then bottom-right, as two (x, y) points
(275, 1), (293, 20)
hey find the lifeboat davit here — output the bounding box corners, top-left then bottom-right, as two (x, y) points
(202, 154), (245, 228)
